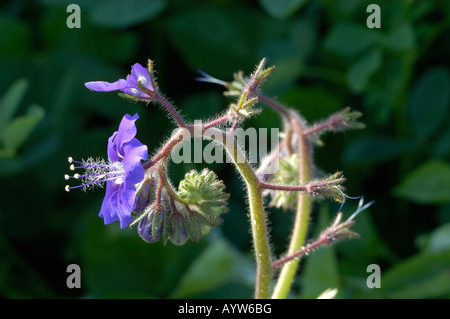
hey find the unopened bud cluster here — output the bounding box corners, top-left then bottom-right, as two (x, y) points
(137, 169), (229, 245)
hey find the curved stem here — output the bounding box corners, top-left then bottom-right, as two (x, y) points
(201, 127), (272, 299)
(158, 158), (190, 205)
(154, 94), (186, 128)
(143, 129), (185, 169)
(259, 95), (313, 299)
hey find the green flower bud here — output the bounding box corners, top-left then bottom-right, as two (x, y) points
(178, 168), (229, 218)
(267, 154), (300, 211)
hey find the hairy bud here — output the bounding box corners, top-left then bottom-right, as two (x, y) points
(136, 168), (229, 245)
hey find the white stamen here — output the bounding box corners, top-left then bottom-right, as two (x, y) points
(68, 157), (73, 163)
(65, 157), (126, 192)
(65, 185), (70, 192)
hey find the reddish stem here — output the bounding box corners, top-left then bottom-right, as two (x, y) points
(303, 116), (341, 136)
(203, 115), (229, 130)
(143, 132), (185, 169)
(229, 120), (240, 135)
(258, 95), (292, 120)
(272, 237), (325, 269)
(154, 94), (186, 128)
(272, 219), (357, 269)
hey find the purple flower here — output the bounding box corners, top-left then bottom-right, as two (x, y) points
(65, 114), (148, 228)
(85, 62), (156, 100)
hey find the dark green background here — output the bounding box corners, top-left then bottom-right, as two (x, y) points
(0, 0), (449, 299)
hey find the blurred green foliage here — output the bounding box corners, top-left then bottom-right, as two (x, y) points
(0, 0), (449, 299)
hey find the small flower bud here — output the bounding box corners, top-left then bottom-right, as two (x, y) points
(243, 58), (274, 99)
(307, 172), (346, 202)
(133, 175), (157, 215)
(138, 209), (163, 243)
(168, 214), (189, 246)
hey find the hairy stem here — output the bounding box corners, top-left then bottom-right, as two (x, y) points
(259, 95), (313, 299)
(259, 177), (345, 193)
(204, 127), (272, 299)
(143, 129), (185, 169)
(154, 94), (186, 128)
(303, 118), (337, 136)
(272, 126), (312, 299)
(272, 234), (326, 269)
(272, 217), (357, 269)
(203, 115), (229, 129)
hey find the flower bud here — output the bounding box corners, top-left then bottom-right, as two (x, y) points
(168, 214), (189, 246)
(133, 175), (157, 214)
(138, 209), (164, 243)
(178, 168), (229, 218)
(267, 154), (300, 211)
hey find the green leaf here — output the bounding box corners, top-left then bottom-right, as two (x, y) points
(423, 223), (450, 253)
(324, 22), (380, 57)
(378, 251), (450, 298)
(408, 68), (450, 139)
(384, 23), (416, 51)
(259, 0), (308, 19)
(347, 49), (382, 93)
(432, 124), (450, 158)
(0, 79), (29, 133)
(0, 105), (45, 153)
(394, 160), (450, 204)
(89, 0), (167, 28)
(170, 239), (236, 298)
(343, 136), (417, 166)
(289, 18), (317, 60)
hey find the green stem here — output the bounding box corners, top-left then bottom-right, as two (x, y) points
(271, 124), (312, 299)
(206, 128), (272, 299)
(259, 95), (313, 299)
